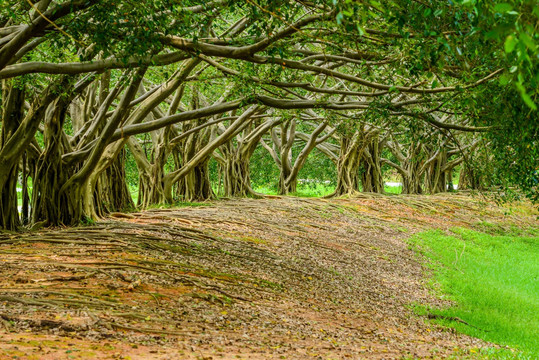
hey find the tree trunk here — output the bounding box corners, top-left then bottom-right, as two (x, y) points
(334, 133), (362, 196)
(164, 106), (260, 203)
(128, 136), (168, 208)
(95, 148), (134, 214)
(20, 152), (30, 225)
(275, 119), (328, 195)
(56, 69), (146, 224)
(0, 84), (24, 230)
(424, 151), (447, 194)
(0, 162), (20, 230)
(277, 120), (294, 195)
(278, 166), (296, 195)
(173, 120), (215, 202)
(176, 160), (214, 202)
(31, 101), (76, 226)
(458, 163), (482, 190)
(140, 164), (168, 206)
(401, 170), (423, 194)
(360, 137), (384, 193)
(223, 156), (255, 197)
(220, 117), (277, 197)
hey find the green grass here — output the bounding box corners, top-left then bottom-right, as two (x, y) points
(409, 228), (539, 358)
(252, 185), (279, 195)
(146, 201), (213, 209)
(253, 183), (404, 197)
(254, 183), (335, 197)
(128, 185), (138, 205)
(290, 184), (335, 197)
(17, 187), (28, 208)
(15, 182), (402, 207)
(384, 184), (402, 194)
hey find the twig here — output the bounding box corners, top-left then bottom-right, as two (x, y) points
(427, 313), (488, 331)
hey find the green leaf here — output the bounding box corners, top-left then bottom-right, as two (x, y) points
(498, 74), (510, 85)
(493, 3), (513, 13)
(504, 35), (518, 53)
(516, 83), (538, 110)
(336, 12), (344, 24)
(520, 93), (537, 110)
(519, 33), (537, 52)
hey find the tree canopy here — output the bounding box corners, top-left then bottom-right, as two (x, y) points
(0, 0), (537, 230)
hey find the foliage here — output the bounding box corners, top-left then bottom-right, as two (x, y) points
(335, 0), (538, 200)
(249, 145), (281, 190)
(1, 0), (538, 229)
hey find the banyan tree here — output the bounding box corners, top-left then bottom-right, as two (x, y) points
(0, 0), (535, 230)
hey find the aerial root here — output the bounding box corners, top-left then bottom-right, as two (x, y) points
(0, 313), (83, 333)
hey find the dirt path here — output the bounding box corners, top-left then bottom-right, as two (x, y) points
(0, 194), (536, 359)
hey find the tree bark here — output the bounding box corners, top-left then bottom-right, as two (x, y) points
(218, 116), (280, 197)
(334, 132), (363, 196)
(58, 69), (145, 224)
(31, 99), (74, 226)
(174, 115), (215, 202)
(458, 163), (482, 190)
(95, 148), (135, 214)
(0, 82), (24, 230)
(176, 160), (214, 202)
(164, 106), (259, 202)
(360, 135), (384, 193)
(222, 156), (255, 197)
(424, 151), (447, 194)
(30, 77), (92, 226)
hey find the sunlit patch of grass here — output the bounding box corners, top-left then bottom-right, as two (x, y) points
(128, 185), (138, 205)
(253, 185), (279, 195)
(254, 183), (334, 197)
(254, 183), (408, 196)
(290, 183), (334, 197)
(384, 185), (402, 194)
(409, 228), (539, 357)
(146, 201), (213, 210)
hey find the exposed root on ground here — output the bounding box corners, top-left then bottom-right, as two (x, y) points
(0, 194), (536, 359)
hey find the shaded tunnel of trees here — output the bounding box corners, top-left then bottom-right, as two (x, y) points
(0, 0), (537, 231)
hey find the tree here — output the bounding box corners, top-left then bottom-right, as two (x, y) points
(1, 0), (536, 231)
